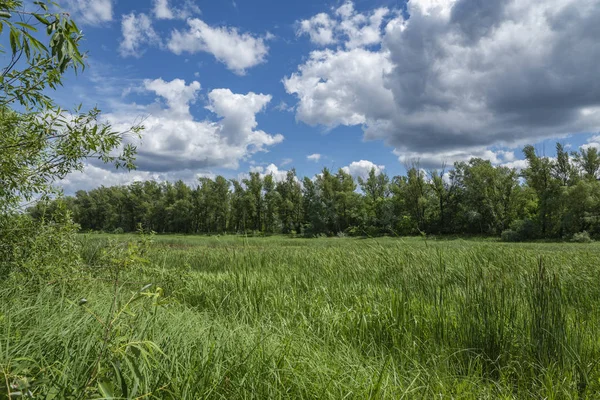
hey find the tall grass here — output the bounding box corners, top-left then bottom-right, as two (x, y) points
(2, 236), (600, 398)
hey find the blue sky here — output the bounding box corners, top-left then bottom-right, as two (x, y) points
(51, 0), (600, 192)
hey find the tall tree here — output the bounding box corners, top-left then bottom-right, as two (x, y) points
(572, 147), (600, 181)
(213, 176), (231, 233)
(277, 169), (303, 233)
(522, 145), (562, 237)
(358, 168), (390, 232)
(263, 174), (279, 233)
(243, 172), (263, 232)
(553, 143), (577, 186)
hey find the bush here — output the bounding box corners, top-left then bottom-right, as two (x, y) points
(511, 219), (536, 240)
(501, 219), (537, 242)
(571, 231), (592, 243)
(0, 207), (80, 282)
(113, 227), (125, 234)
(501, 229), (522, 243)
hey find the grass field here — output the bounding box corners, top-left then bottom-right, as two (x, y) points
(2, 235), (600, 398)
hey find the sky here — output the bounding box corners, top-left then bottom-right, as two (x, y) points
(48, 0), (600, 193)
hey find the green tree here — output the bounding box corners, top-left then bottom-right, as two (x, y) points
(358, 168), (390, 233)
(553, 143), (577, 186)
(263, 174), (279, 233)
(243, 172), (263, 232)
(392, 164), (429, 233)
(0, 1), (141, 210)
(276, 169), (302, 233)
(572, 147), (600, 181)
(522, 145), (563, 237)
(453, 159), (519, 235)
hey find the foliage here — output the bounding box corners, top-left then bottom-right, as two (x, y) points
(0, 202), (79, 281)
(571, 231), (592, 243)
(501, 229), (521, 243)
(35, 143), (600, 242)
(0, 0), (142, 210)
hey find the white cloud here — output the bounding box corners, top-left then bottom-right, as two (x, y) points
(581, 135), (600, 150)
(298, 2), (391, 48)
(144, 78), (201, 116)
(63, 0), (112, 25)
(100, 78), (283, 174)
(154, 0), (174, 19)
(283, 48), (394, 127)
(207, 89), (275, 145)
(153, 0), (200, 20)
(280, 158), (293, 166)
(393, 147), (517, 168)
(298, 13), (336, 46)
(342, 160), (385, 180)
(286, 0), (600, 170)
(410, 0), (457, 18)
(275, 101), (294, 112)
(168, 19), (269, 74)
(119, 13), (160, 57)
(337, 3), (390, 49)
(307, 153), (321, 162)
(501, 159), (529, 172)
(248, 164), (290, 182)
(59, 164), (216, 194)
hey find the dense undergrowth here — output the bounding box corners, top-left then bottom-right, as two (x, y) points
(2, 233), (600, 398)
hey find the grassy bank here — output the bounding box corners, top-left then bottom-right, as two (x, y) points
(2, 235), (600, 398)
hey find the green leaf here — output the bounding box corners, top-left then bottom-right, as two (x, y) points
(111, 360), (128, 399)
(15, 21), (37, 31)
(98, 378), (115, 399)
(9, 28), (19, 55)
(33, 14), (50, 26)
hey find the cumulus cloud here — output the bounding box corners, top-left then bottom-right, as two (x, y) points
(153, 0), (200, 20)
(581, 135), (600, 151)
(307, 153), (321, 162)
(207, 89), (275, 145)
(298, 13), (336, 46)
(342, 160), (385, 181)
(100, 78), (282, 175)
(298, 2), (391, 48)
(168, 19), (269, 74)
(501, 159), (529, 172)
(286, 0), (600, 167)
(59, 164), (216, 194)
(248, 164), (291, 182)
(284, 48), (394, 127)
(63, 0), (113, 25)
(119, 13), (160, 57)
(143, 78), (201, 116)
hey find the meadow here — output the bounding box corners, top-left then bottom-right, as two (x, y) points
(2, 234), (600, 399)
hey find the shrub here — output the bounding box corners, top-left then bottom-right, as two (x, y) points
(571, 231), (592, 243)
(113, 227), (125, 234)
(0, 207), (80, 282)
(510, 219), (537, 240)
(501, 229), (521, 242)
(501, 219), (537, 242)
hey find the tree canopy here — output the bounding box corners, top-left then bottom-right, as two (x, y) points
(33, 144), (600, 241)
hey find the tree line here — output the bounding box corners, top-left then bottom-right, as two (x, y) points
(31, 143), (600, 241)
